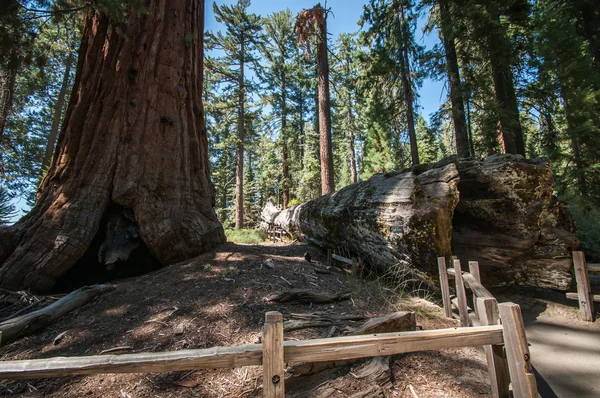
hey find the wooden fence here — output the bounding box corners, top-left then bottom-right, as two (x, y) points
(565, 251), (599, 321)
(0, 258), (538, 398)
(438, 257), (538, 398)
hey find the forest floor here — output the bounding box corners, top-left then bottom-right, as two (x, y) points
(0, 240), (597, 397)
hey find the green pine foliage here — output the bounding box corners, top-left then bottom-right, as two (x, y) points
(0, 0), (599, 248)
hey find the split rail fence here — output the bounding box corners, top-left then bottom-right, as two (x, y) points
(0, 257), (539, 398)
(438, 257), (538, 398)
(565, 251), (599, 321)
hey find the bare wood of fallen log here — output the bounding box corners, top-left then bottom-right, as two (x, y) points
(268, 290), (350, 304)
(306, 261), (343, 274)
(289, 311), (416, 379)
(290, 312), (366, 321)
(0, 284), (116, 345)
(345, 312), (416, 336)
(283, 313), (368, 332)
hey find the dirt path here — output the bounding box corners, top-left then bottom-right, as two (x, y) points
(493, 288), (600, 398)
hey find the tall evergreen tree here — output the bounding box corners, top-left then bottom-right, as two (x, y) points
(362, 0), (422, 166)
(207, 0), (262, 228)
(295, 4), (335, 195)
(260, 10), (297, 208)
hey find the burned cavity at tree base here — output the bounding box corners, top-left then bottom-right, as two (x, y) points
(54, 204), (161, 292)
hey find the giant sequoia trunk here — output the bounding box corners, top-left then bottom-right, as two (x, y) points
(262, 155), (578, 290)
(0, 1), (225, 293)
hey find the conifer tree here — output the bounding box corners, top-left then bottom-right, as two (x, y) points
(295, 4), (335, 195)
(207, 0), (262, 228)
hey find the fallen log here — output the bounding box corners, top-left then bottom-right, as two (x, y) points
(262, 155), (579, 291)
(290, 311), (416, 377)
(345, 311), (416, 336)
(451, 155), (579, 290)
(284, 313), (368, 332)
(261, 160), (460, 285)
(0, 284), (116, 345)
(269, 290), (350, 304)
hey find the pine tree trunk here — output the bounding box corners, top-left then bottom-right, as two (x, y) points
(41, 60), (72, 174)
(281, 81), (289, 208)
(438, 0), (469, 158)
(0, 1), (225, 293)
(399, 7), (419, 166)
(316, 14), (334, 195)
(486, 10), (525, 156)
(560, 87), (588, 197)
(235, 42), (245, 229)
(0, 68), (16, 140)
(347, 98), (357, 184)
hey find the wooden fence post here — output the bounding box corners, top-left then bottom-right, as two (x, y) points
(351, 257), (357, 275)
(327, 249), (332, 267)
(454, 259), (469, 327)
(263, 312), (285, 398)
(573, 251), (594, 322)
(476, 297), (510, 398)
(438, 257), (452, 318)
(469, 261), (481, 317)
(498, 303), (538, 398)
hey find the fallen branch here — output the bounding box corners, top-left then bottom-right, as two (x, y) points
(269, 290), (350, 304)
(100, 346), (133, 355)
(290, 311), (416, 377)
(0, 284), (116, 345)
(284, 313), (367, 332)
(345, 312), (416, 336)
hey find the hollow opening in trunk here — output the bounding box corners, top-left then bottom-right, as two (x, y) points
(54, 203), (161, 292)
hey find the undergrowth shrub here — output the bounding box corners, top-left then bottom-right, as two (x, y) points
(565, 196), (600, 261)
(225, 228), (268, 244)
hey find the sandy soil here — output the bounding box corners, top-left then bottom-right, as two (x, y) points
(0, 241), (494, 397)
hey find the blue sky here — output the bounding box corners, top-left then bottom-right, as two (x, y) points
(206, 0), (446, 119)
(9, 0), (447, 223)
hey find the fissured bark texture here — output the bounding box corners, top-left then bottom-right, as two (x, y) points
(262, 155), (579, 290)
(452, 154), (578, 290)
(261, 161), (460, 285)
(0, 1), (225, 293)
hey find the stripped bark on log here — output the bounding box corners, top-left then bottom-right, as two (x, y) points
(283, 313), (367, 332)
(268, 290), (350, 304)
(0, 284), (115, 345)
(261, 161), (460, 285)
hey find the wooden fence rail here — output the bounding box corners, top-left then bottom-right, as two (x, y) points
(0, 306), (535, 398)
(565, 251), (599, 321)
(438, 257), (538, 398)
(0, 257), (538, 398)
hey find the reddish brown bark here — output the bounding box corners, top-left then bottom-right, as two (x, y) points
(0, 1), (225, 292)
(485, 7), (525, 156)
(315, 6), (334, 195)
